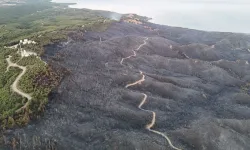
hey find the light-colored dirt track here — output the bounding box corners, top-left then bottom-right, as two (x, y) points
(125, 71), (145, 88)
(6, 56), (32, 113)
(122, 37), (182, 150)
(120, 37), (148, 65)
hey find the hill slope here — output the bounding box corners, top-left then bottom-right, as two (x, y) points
(2, 16), (250, 150)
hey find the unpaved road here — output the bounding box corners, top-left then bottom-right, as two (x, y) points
(120, 37), (148, 65)
(122, 37), (182, 150)
(6, 56), (32, 113)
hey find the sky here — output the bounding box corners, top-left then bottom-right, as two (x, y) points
(52, 0), (250, 33)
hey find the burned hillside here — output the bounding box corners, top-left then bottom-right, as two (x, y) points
(2, 19), (250, 150)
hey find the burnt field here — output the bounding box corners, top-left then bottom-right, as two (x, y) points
(2, 21), (250, 150)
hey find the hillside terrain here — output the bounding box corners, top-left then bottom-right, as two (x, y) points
(0, 0), (111, 131)
(1, 1), (250, 150)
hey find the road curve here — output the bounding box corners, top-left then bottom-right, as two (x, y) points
(6, 56), (32, 113)
(125, 71), (145, 88)
(120, 37), (148, 66)
(122, 37), (182, 150)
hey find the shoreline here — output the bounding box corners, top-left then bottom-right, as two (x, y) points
(51, 0), (250, 34)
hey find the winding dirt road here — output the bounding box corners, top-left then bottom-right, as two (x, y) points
(121, 37), (182, 150)
(125, 71), (145, 88)
(120, 37), (148, 66)
(6, 56), (32, 113)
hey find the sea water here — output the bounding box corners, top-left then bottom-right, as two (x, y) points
(52, 0), (250, 33)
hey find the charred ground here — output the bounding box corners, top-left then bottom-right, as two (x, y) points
(2, 19), (250, 150)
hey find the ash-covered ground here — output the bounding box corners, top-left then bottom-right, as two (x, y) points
(2, 20), (250, 150)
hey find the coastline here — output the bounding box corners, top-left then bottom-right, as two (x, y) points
(51, 0), (250, 33)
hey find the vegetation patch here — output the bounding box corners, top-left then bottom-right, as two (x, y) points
(241, 83), (250, 95)
(0, 0), (113, 129)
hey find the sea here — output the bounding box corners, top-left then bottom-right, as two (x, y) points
(52, 0), (250, 33)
